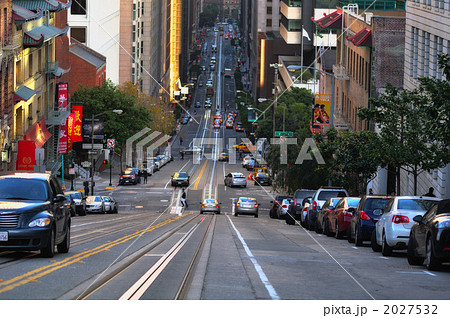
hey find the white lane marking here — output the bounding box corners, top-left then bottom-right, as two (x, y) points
(226, 215), (280, 300)
(352, 247), (358, 250)
(135, 206), (143, 209)
(160, 200), (169, 202)
(72, 217), (129, 228)
(424, 271), (437, 277)
(378, 256), (389, 260)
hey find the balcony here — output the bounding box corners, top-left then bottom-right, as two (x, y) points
(333, 64), (350, 80)
(1, 34), (22, 56)
(280, 0), (302, 19)
(338, 0), (405, 11)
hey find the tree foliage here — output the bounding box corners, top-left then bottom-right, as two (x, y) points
(358, 55), (450, 194)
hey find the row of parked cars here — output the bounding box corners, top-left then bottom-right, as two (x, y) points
(64, 191), (118, 216)
(119, 153), (172, 185)
(270, 186), (450, 271)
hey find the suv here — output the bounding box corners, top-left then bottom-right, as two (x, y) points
(0, 173), (71, 257)
(306, 187), (349, 230)
(286, 189), (316, 225)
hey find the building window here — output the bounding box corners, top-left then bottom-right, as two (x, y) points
(411, 27), (419, 78)
(141, 22), (144, 35)
(132, 3), (136, 20)
(267, 19), (272, 27)
(71, 0), (86, 15)
(38, 49), (42, 71)
(71, 27), (86, 43)
(28, 53), (33, 78)
(141, 40), (144, 54)
(16, 59), (23, 85)
(132, 25), (136, 42)
(142, 1), (144, 15)
(267, 6), (272, 14)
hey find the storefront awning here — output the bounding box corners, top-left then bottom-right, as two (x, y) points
(14, 86), (40, 104)
(50, 66), (71, 78)
(24, 118), (52, 149)
(23, 24), (69, 48)
(311, 9), (343, 29)
(345, 27), (372, 47)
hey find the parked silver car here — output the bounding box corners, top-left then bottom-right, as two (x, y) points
(86, 196), (105, 213)
(373, 196), (441, 256)
(224, 172), (247, 188)
(276, 198), (292, 219)
(235, 197), (259, 217)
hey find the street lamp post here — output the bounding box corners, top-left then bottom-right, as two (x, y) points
(90, 109), (123, 195)
(270, 63), (281, 137)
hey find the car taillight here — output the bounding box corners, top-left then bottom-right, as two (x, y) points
(201, 204), (205, 208)
(303, 206), (308, 212)
(237, 203), (240, 207)
(293, 198), (297, 206)
(282, 205), (287, 208)
(312, 201), (317, 210)
(392, 215), (409, 224)
(360, 211), (371, 220)
(216, 205), (219, 208)
(254, 204), (258, 208)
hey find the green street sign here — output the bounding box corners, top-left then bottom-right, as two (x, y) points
(275, 131), (293, 137)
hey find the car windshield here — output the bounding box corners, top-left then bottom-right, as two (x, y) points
(318, 191), (347, 200)
(240, 198), (256, 203)
(347, 198), (361, 207)
(102, 197), (110, 202)
(0, 179), (48, 201)
(257, 173), (267, 177)
(123, 170), (134, 175)
(364, 198), (391, 211)
(69, 192), (81, 200)
(205, 200), (216, 204)
(398, 199), (437, 211)
(87, 196), (101, 203)
(175, 172), (187, 178)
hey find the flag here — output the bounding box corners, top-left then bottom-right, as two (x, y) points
(302, 28), (311, 41)
(315, 30), (323, 38)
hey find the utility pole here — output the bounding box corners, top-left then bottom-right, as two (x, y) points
(270, 63), (280, 137)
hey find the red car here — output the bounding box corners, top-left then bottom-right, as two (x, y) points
(328, 197), (361, 239)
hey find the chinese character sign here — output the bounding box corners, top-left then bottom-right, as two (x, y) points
(16, 140), (36, 171)
(71, 105), (83, 143)
(67, 113), (75, 151)
(58, 121), (68, 155)
(313, 94), (331, 126)
(56, 83), (68, 111)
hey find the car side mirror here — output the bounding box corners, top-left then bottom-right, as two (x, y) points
(270, 201), (273, 203)
(347, 207), (356, 214)
(53, 194), (66, 204)
(413, 215), (423, 223)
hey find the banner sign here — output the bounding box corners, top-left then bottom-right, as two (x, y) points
(24, 118), (52, 149)
(67, 113), (75, 151)
(58, 120), (68, 155)
(56, 83), (68, 111)
(71, 105), (83, 142)
(313, 94), (331, 126)
(16, 140), (36, 171)
(83, 118), (104, 139)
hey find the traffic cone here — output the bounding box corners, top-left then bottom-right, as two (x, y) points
(248, 173), (252, 181)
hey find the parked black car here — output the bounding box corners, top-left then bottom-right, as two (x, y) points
(64, 190), (86, 216)
(407, 199), (450, 270)
(0, 173), (71, 257)
(285, 189), (316, 225)
(316, 197), (341, 234)
(347, 195), (392, 246)
(270, 195), (292, 219)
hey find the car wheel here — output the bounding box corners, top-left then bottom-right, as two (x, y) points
(254, 214), (258, 218)
(216, 212), (220, 215)
(355, 225), (363, 246)
(315, 220), (322, 233)
(381, 231), (393, 256)
(335, 221), (343, 239)
(234, 212), (238, 217)
(347, 226), (355, 243)
(285, 212), (295, 225)
(426, 237), (441, 271)
(407, 237), (424, 266)
(79, 207), (87, 216)
(269, 209), (276, 219)
(323, 219), (330, 236)
(57, 224), (70, 254)
(308, 216), (315, 231)
(371, 230), (381, 252)
(200, 211), (203, 214)
(41, 227), (55, 258)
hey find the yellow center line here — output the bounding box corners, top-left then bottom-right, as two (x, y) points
(194, 160), (208, 190)
(0, 213), (193, 294)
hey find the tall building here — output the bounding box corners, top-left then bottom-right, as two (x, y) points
(400, 0), (450, 198)
(0, 0), (14, 171)
(68, 0), (120, 84)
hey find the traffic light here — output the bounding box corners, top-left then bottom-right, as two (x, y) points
(103, 160), (108, 165)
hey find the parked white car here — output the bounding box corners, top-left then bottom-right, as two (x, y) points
(276, 198), (293, 219)
(373, 196), (441, 256)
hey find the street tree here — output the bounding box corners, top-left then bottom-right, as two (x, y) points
(358, 54), (450, 195)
